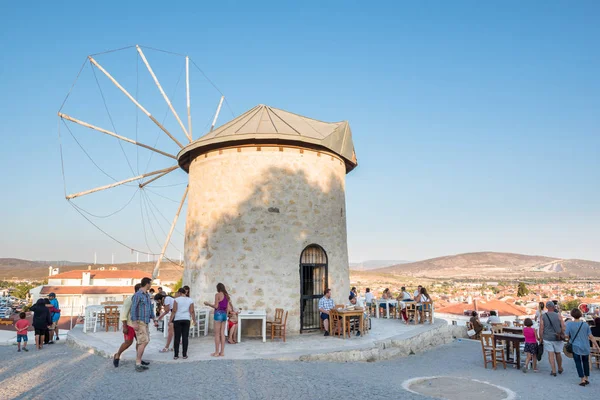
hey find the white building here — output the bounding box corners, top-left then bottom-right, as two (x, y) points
(29, 267), (158, 316)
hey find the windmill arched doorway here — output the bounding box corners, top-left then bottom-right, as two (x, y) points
(299, 244), (328, 333)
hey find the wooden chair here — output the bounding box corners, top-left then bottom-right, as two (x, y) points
(329, 310), (350, 338)
(480, 333), (506, 369)
(270, 311), (288, 342)
(421, 301), (433, 324)
(266, 308), (284, 333)
(405, 303), (418, 324)
(491, 323), (504, 334)
(104, 306), (120, 332)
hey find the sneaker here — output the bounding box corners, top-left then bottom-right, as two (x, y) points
(47, 341), (54, 345)
(356, 331), (361, 337)
(324, 331), (330, 337)
(55, 337), (60, 341)
(113, 355), (120, 368)
(141, 360), (150, 366)
(135, 365), (146, 372)
(23, 348), (28, 352)
(17, 349), (21, 352)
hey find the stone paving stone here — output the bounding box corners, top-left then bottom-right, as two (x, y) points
(0, 339), (594, 399)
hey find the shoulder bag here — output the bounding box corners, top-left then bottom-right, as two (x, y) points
(565, 322), (584, 354)
(544, 313), (565, 341)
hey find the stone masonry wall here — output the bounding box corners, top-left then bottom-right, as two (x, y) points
(184, 145), (350, 333)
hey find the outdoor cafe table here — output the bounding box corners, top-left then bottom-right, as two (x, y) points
(375, 299), (398, 319)
(503, 326), (523, 335)
(493, 333), (525, 370)
(336, 309), (364, 339)
(237, 309), (267, 343)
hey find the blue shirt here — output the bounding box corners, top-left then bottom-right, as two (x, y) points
(318, 296), (334, 312)
(50, 299), (60, 322)
(565, 320), (592, 356)
(130, 290), (155, 324)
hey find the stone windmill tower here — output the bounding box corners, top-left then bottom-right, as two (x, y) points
(177, 104), (357, 333)
(56, 46), (357, 333)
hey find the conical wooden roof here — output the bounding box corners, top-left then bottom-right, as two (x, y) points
(177, 104), (357, 173)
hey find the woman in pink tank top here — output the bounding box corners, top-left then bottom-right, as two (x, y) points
(522, 318), (539, 373)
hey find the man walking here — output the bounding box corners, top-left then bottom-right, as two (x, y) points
(540, 300), (566, 376)
(318, 288), (335, 336)
(113, 283), (150, 368)
(130, 277), (156, 372)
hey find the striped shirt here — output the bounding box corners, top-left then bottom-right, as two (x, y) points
(318, 296), (335, 312)
(130, 290), (155, 324)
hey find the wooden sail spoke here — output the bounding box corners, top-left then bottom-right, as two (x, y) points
(88, 56), (184, 148)
(136, 46), (192, 142)
(152, 186), (188, 279)
(58, 113), (177, 160)
(66, 166), (178, 200)
(210, 96), (225, 132)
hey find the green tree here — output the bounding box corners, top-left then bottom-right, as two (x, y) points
(172, 277), (183, 293)
(561, 299), (581, 312)
(13, 283), (36, 299)
(517, 282), (529, 297)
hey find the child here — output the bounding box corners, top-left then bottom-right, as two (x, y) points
(227, 304), (239, 344)
(522, 318), (538, 373)
(15, 312), (30, 352)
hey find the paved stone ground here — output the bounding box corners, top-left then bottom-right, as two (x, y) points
(0, 339), (596, 400)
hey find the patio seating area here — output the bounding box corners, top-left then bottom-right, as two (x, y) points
(67, 314), (452, 363)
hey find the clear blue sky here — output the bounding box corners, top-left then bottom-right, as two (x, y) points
(1, 1), (599, 264)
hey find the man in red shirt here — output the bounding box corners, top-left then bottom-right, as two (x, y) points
(15, 312), (30, 352)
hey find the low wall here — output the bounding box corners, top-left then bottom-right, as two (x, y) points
(298, 321), (467, 362)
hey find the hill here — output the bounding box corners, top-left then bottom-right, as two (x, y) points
(373, 252), (600, 279)
(0, 258), (184, 282)
(349, 260), (410, 271)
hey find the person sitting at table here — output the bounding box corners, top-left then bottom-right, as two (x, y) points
(486, 311), (502, 325)
(364, 288), (374, 309)
(348, 294), (366, 336)
(413, 285), (422, 298)
(379, 288), (395, 317)
(397, 287), (413, 323)
(318, 288), (335, 337)
(469, 311), (483, 338)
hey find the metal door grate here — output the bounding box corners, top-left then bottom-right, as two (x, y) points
(299, 245), (328, 332)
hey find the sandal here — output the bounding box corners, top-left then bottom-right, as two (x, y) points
(159, 348), (169, 353)
(183, 356), (188, 360)
(173, 356), (179, 360)
(210, 352), (219, 357)
(558, 369), (564, 374)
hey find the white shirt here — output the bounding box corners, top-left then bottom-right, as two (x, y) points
(365, 292), (374, 303)
(173, 296), (194, 321)
(414, 290), (420, 298)
(487, 315), (502, 324)
(163, 296), (175, 311)
(401, 291), (412, 300)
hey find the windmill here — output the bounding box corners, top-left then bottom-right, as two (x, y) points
(57, 45), (228, 280)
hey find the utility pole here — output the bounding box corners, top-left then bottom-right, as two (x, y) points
(94, 252), (97, 265)
(136, 252), (139, 264)
(112, 253), (114, 265)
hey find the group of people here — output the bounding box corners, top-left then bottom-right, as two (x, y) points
(470, 300), (600, 387)
(15, 292), (61, 352)
(113, 279), (239, 371)
(363, 285), (430, 323)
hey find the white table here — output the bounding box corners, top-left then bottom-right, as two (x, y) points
(375, 299), (398, 319)
(237, 309), (266, 343)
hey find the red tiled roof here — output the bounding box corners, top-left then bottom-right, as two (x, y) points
(40, 286), (136, 295)
(49, 270), (151, 280)
(436, 300), (530, 317)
